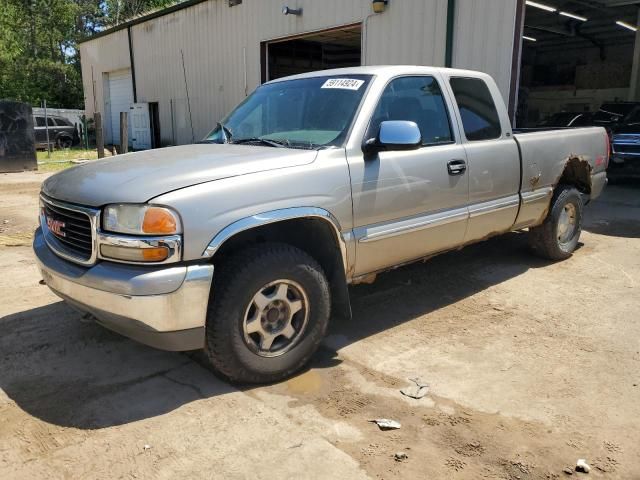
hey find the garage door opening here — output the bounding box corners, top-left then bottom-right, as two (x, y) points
(262, 25), (362, 82)
(103, 68), (134, 146)
(516, 1), (640, 128)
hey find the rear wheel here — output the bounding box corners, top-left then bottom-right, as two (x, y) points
(528, 185), (583, 261)
(205, 243), (331, 383)
(57, 136), (72, 149)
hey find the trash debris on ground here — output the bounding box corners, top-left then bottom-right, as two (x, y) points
(400, 377), (429, 399)
(369, 419), (401, 430)
(287, 441), (303, 449)
(394, 452), (409, 462)
(576, 459), (590, 473)
(143, 444), (151, 451)
(563, 467), (574, 475)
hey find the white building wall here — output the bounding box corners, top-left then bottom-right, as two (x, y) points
(80, 0), (518, 146)
(452, 0), (518, 104)
(79, 29), (131, 124)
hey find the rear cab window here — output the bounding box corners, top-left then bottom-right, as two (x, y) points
(368, 75), (454, 146)
(449, 77), (502, 141)
(35, 117), (45, 127)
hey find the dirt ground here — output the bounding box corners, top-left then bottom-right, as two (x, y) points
(1, 170), (639, 479)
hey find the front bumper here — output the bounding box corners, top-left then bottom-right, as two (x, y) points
(34, 227), (213, 351)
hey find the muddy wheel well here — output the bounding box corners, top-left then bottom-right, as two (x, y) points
(212, 218), (351, 321)
(558, 157), (592, 194)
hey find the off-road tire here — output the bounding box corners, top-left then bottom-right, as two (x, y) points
(529, 185), (583, 261)
(205, 243), (331, 384)
(57, 136), (73, 149)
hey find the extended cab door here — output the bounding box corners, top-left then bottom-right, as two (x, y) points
(443, 75), (521, 242)
(348, 74), (469, 276)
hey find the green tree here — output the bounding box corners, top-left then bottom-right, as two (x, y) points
(0, 0), (179, 108)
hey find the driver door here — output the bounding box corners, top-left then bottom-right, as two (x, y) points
(348, 75), (469, 276)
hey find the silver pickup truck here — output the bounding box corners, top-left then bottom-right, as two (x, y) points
(34, 66), (608, 383)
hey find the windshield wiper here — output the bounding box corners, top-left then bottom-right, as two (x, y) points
(232, 137), (288, 148)
(218, 122), (233, 143)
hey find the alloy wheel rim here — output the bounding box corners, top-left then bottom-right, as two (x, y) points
(242, 279), (309, 357)
(557, 203), (577, 245)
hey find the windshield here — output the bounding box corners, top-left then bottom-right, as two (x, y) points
(204, 75), (372, 149)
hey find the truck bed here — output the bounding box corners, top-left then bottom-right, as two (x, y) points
(513, 126), (608, 196)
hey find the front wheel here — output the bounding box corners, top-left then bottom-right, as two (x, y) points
(205, 243), (331, 383)
(528, 185), (584, 261)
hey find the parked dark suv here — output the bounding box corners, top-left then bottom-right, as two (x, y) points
(610, 105), (640, 176)
(33, 115), (77, 149)
(593, 102), (639, 130)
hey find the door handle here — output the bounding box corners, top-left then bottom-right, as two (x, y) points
(447, 159), (467, 175)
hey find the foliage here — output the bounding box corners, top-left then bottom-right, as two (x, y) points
(0, 0), (179, 109)
(102, 0), (177, 27)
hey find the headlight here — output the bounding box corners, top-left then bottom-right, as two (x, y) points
(103, 204), (182, 235)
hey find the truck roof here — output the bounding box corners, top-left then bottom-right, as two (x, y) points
(267, 65), (490, 84)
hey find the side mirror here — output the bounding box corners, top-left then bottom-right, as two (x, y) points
(363, 120), (422, 155)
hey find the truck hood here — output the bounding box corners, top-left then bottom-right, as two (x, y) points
(42, 144), (318, 206)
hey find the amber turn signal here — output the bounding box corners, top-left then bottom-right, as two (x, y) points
(142, 207), (178, 235)
(142, 247), (170, 262)
(100, 245), (169, 263)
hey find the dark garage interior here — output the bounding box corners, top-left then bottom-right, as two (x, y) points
(518, 0), (640, 127)
(264, 25), (362, 81)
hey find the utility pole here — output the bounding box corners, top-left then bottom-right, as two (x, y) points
(94, 112), (104, 159)
(43, 99), (51, 159)
(120, 111), (128, 154)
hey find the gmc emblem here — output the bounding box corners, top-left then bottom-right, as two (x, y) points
(46, 217), (66, 237)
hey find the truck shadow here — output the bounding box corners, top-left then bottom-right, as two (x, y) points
(0, 302), (236, 429)
(0, 232), (548, 430)
(331, 231), (551, 349)
(582, 182), (640, 239)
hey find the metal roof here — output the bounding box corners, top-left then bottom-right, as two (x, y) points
(79, 0), (210, 43)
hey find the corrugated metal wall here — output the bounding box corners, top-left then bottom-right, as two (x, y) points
(80, 30), (130, 117)
(80, 0), (518, 146)
(452, 0), (518, 102)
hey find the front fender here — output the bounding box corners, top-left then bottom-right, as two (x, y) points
(202, 207), (347, 265)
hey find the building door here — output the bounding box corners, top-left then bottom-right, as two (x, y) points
(130, 103), (151, 150)
(105, 69), (133, 146)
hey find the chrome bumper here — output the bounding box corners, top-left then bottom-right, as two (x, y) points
(33, 227), (213, 351)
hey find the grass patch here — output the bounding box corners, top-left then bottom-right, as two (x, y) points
(36, 148), (114, 172)
(36, 148), (101, 162)
(38, 161), (76, 172)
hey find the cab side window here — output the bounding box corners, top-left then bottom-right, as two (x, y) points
(47, 117), (56, 127)
(35, 117), (45, 127)
(369, 76), (453, 146)
(449, 77), (502, 141)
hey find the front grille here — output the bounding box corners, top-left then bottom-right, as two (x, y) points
(42, 200), (94, 261)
